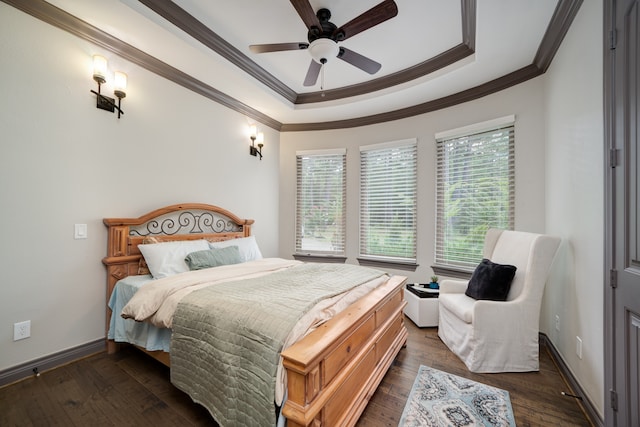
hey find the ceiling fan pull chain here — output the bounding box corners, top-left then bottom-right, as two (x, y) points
(320, 57), (327, 91)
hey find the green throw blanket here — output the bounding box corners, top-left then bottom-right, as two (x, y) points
(170, 262), (385, 427)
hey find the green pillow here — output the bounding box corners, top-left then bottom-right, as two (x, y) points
(184, 245), (242, 270)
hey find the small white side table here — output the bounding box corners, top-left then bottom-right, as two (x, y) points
(404, 285), (439, 327)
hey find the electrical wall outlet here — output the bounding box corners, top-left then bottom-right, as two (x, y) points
(555, 315), (560, 331)
(14, 320), (31, 341)
(576, 336), (583, 359)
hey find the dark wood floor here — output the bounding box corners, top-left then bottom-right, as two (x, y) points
(1, 318), (591, 426)
(358, 321), (592, 427)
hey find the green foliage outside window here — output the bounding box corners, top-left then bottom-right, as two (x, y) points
(360, 141), (417, 262)
(297, 154), (345, 254)
(436, 126), (514, 269)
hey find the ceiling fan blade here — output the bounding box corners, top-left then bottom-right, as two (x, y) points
(249, 43), (308, 53)
(290, 0), (321, 30)
(303, 60), (322, 86)
(338, 47), (382, 75)
(332, 0), (398, 41)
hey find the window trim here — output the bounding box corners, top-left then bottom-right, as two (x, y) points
(293, 254), (347, 264)
(434, 115), (515, 140)
(358, 257), (419, 271)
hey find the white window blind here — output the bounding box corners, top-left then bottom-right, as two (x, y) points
(295, 149), (346, 255)
(360, 139), (417, 263)
(435, 122), (515, 270)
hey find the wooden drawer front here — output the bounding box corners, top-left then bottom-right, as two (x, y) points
(375, 288), (402, 328)
(375, 314), (403, 364)
(324, 314), (375, 385)
(324, 347), (376, 425)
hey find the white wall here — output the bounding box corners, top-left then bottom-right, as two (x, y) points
(280, 77), (547, 282)
(543, 0), (604, 417)
(0, 4), (280, 371)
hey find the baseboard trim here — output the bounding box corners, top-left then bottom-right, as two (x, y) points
(539, 333), (603, 427)
(0, 339), (105, 388)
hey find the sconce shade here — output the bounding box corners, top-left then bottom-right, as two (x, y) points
(249, 124), (257, 139)
(92, 55), (107, 84)
(256, 132), (264, 144)
(114, 71), (127, 98)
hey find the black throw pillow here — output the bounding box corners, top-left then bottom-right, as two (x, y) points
(465, 258), (517, 301)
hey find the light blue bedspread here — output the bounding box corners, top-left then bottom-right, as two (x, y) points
(107, 275), (172, 351)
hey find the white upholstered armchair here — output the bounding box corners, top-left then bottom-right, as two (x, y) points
(438, 229), (561, 373)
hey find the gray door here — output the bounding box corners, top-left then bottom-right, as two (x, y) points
(605, 0), (640, 425)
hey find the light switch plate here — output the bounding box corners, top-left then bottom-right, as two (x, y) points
(576, 336), (583, 359)
(74, 224), (88, 239)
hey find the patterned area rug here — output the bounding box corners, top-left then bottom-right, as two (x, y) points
(399, 365), (516, 426)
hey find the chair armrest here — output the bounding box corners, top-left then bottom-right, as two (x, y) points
(473, 299), (537, 333)
(439, 279), (468, 294)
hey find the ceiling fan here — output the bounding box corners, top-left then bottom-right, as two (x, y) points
(249, 0), (398, 87)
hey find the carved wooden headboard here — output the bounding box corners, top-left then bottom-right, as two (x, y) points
(102, 203), (254, 316)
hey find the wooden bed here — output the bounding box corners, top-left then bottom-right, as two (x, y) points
(103, 203), (407, 427)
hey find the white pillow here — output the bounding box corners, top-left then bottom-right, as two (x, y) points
(138, 239), (210, 279)
(208, 235), (263, 263)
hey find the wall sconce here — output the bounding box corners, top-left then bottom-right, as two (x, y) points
(90, 55), (126, 119)
(249, 124), (264, 160)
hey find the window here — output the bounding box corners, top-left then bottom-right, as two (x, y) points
(295, 149), (346, 256)
(435, 116), (515, 271)
(360, 139), (417, 264)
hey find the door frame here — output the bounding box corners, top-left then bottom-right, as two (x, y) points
(604, 0), (639, 425)
(603, 0), (616, 422)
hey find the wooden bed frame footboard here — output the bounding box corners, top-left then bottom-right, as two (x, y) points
(102, 203), (408, 427)
(282, 275), (407, 427)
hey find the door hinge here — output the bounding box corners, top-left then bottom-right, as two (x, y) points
(609, 30), (617, 50)
(610, 148), (619, 168)
(610, 269), (618, 288)
(610, 389), (618, 411)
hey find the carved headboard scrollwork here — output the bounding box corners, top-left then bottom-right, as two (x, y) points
(128, 209), (242, 237)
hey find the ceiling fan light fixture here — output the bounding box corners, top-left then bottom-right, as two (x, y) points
(308, 38), (339, 64)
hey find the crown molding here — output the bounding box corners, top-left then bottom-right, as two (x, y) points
(534, 0), (584, 72)
(2, 0), (582, 132)
(295, 43), (474, 104)
(139, 0), (477, 106)
(138, 0), (298, 104)
(281, 64), (543, 132)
